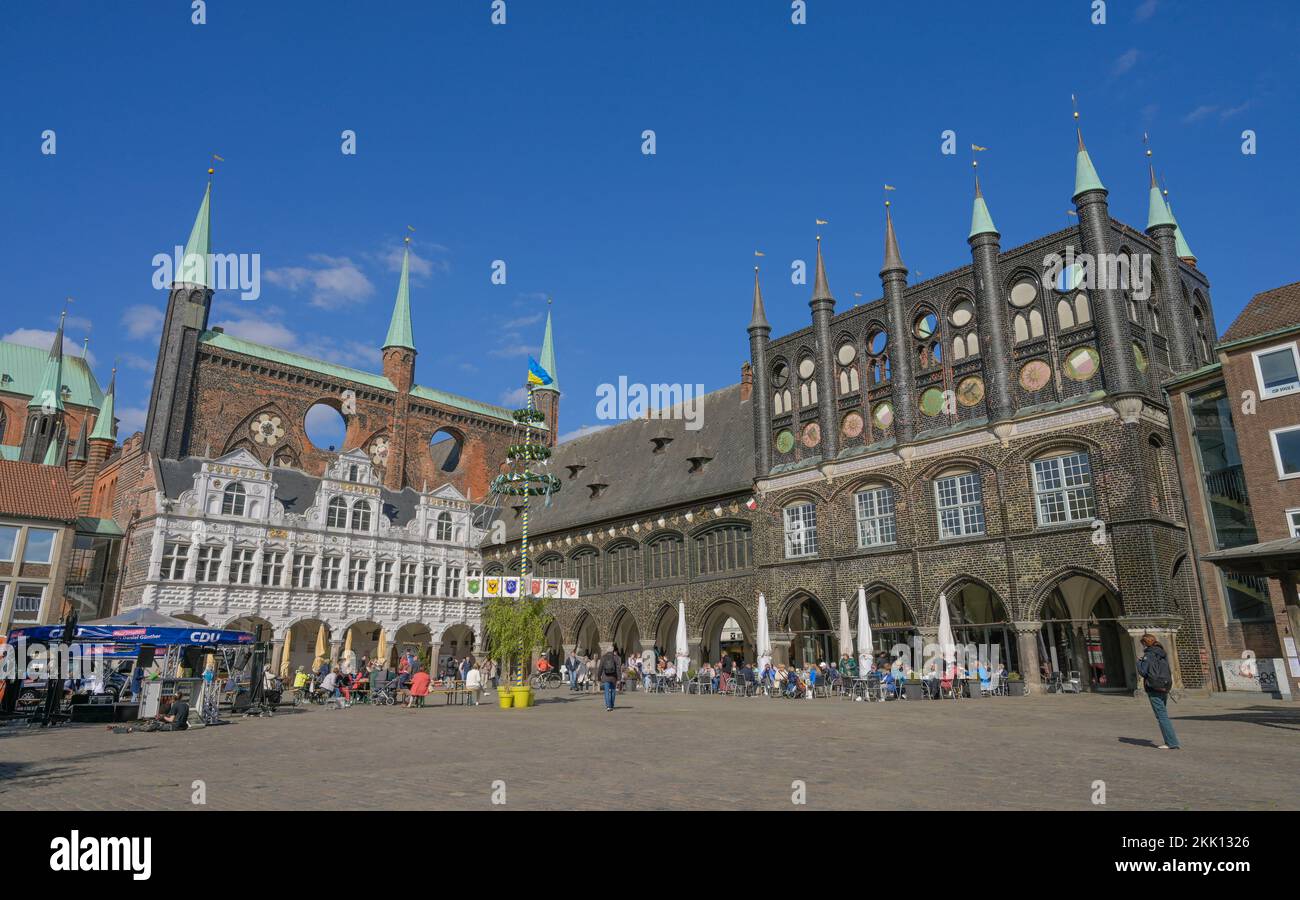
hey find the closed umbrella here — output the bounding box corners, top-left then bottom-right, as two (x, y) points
(315, 623), (329, 665)
(279, 627), (293, 678)
(375, 628), (388, 667)
(756, 593), (772, 661)
(674, 602), (690, 677)
(856, 585), (872, 675)
(838, 598), (854, 662)
(937, 592), (957, 670)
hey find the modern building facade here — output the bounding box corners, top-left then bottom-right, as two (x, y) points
(1165, 281), (1300, 697)
(0, 461), (78, 632)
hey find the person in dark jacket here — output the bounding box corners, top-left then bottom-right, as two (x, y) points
(598, 648), (620, 711)
(1136, 634), (1180, 749)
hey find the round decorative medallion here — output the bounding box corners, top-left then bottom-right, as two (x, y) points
(1009, 281), (1037, 308)
(949, 299), (975, 328)
(250, 413), (285, 446)
(841, 411), (864, 439)
(1133, 342), (1149, 373)
(873, 402), (894, 430)
(801, 422), (821, 448)
(1063, 346), (1101, 382)
(369, 436), (390, 465)
(956, 376), (985, 407)
(920, 387), (946, 416)
(1019, 359), (1052, 392)
(775, 429), (795, 454)
(798, 357), (816, 379)
(837, 343), (857, 366)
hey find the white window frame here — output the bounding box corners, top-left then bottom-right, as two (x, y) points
(435, 512), (453, 542)
(195, 545), (221, 583)
(326, 497), (348, 529)
(1251, 342), (1300, 400)
(854, 486), (897, 548)
(1031, 452), (1097, 526)
(347, 557), (368, 592)
(292, 553), (314, 588)
(375, 559), (394, 593)
(221, 483), (247, 517)
(261, 550), (285, 587)
(10, 584), (45, 624)
(0, 524), (19, 562)
(935, 472), (985, 539)
(783, 503), (818, 558)
(322, 556), (342, 590)
(1287, 508), (1300, 538)
(159, 542), (187, 580)
(423, 563), (440, 596)
(446, 566), (462, 598)
(229, 547), (255, 584)
(350, 500), (373, 532)
(399, 562), (417, 595)
(1270, 425), (1300, 480)
(20, 527), (58, 564)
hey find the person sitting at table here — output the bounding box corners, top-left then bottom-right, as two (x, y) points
(881, 667), (898, 698)
(663, 662), (677, 686)
(978, 661), (993, 692)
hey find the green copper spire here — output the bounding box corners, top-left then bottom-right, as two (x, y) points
(178, 182), (212, 287)
(1146, 162), (1174, 230)
(42, 434), (62, 466)
(28, 311), (66, 412)
(1165, 193), (1196, 262)
(969, 172), (999, 239)
(89, 368), (117, 441)
(537, 301), (559, 392)
(383, 242), (416, 350)
(1073, 128), (1106, 198)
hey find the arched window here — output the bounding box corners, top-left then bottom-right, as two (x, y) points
(772, 362), (791, 415)
(572, 548), (600, 589)
(837, 342), (859, 395)
(350, 500), (373, 532)
(1029, 309), (1044, 338)
(646, 534), (685, 581)
(1074, 293), (1091, 324)
(327, 496), (348, 528)
(537, 554), (565, 578)
(1031, 451), (1096, 525)
(694, 525), (751, 575)
(221, 483), (247, 516)
(435, 511), (453, 542)
(1056, 298), (1075, 330)
(607, 541), (641, 587)
(797, 357), (817, 407)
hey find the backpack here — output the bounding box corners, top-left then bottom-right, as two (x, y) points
(1145, 652), (1172, 692)
(601, 655), (618, 677)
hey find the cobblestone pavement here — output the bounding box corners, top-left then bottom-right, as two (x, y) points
(1, 690), (1296, 810)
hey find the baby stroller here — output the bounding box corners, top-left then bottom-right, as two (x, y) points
(370, 673), (401, 706)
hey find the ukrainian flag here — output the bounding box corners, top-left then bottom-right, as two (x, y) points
(528, 356), (553, 386)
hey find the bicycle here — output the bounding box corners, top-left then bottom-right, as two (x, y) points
(529, 671), (563, 690)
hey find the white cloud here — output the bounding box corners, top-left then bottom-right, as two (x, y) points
(1135, 0), (1158, 22)
(376, 243), (445, 278)
(116, 405), (148, 436)
(489, 342), (538, 359)
(500, 386), (529, 406)
(503, 312), (544, 330)
(2, 328), (96, 366)
(121, 305), (164, 340)
(1220, 102), (1251, 120)
(558, 424), (609, 444)
(212, 313), (299, 348)
(265, 254), (375, 309)
(65, 314), (94, 332)
(1182, 104), (1218, 123)
(1111, 48), (1139, 76)
(119, 352), (155, 372)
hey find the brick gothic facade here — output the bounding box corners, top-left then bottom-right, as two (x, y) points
(497, 132), (1215, 694)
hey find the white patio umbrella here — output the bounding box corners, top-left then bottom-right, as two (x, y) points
(937, 591), (957, 670)
(856, 585), (873, 674)
(674, 601), (690, 675)
(838, 598), (854, 662)
(756, 593), (772, 662)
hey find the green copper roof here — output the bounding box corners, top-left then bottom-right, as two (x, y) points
(0, 341), (103, 408)
(1146, 166), (1174, 230)
(383, 245), (416, 350)
(27, 316), (65, 412)
(1073, 131), (1106, 198)
(200, 329), (519, 424)
(42, 435), (62, 466)
(1167, 200), (1196, 260)
(0, 445), (19, 462)
(969, 177), (999, 239)
(537, 307), (559, 392)
(178, 183), (212, 287)
(88, 370), (116, 441)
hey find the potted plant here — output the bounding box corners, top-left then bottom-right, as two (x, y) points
(1006, 672), (1026, 696)
(483, 595), (548, 710)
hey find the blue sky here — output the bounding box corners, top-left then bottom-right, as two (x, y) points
(2, 0), (1297, 444)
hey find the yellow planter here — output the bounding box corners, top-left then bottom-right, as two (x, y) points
(497, 688), (514, 709)
(511, 686), (534, 708)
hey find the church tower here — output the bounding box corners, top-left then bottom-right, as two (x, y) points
(143, 179), (213, 460)
(20, 311), (67, 463)
(380, 239), (417, 488)
(533, 302), (561, 448)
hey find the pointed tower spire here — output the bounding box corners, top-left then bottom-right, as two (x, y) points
(969, 162), (999, 239)
(811, 236), (833, 302)
(882, 202), (906, 273)
(70, 418), (89, 462)
(1072, 105), (1106, 198)
(1145, 143), (1175, 230)
(749, 266), (770, 331)
(42, 434), (63, 467)
(1164, 189), (1196, 263)
(28, 311), (66, 412)
(89, 367), (117, 442)
(178, 182), (212, 286)
(383, 239), (416, 350)
(538, 299), (559, 393)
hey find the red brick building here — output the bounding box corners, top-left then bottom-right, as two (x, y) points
(1166, 281), (1300, 697)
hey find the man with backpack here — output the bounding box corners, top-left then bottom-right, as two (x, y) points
(1136, 633), (1180, 749)
(598, 647), (620, 711)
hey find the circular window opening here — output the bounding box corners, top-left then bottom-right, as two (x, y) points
(914, 312), (938, 339)
(837, 343), (857, 366)
(867, 330), (888, 355)
(304, 403), (347, 451)
(772, 362), (789, 389)
(430, 428), (463, 473)
(1055, 264), (1084, 293)
(797, 358), (816, 379)
(949, 299), (975, 328)
(1009, 282), (1037, 308)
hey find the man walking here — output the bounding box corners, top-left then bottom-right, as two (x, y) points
(598, 647), (620, 711)
(1137, 633), (1180, 750)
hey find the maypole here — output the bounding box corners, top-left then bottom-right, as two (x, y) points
(488, 350), (559, 705)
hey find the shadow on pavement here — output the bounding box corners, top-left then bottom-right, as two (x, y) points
(1171, 705), (1300, 731)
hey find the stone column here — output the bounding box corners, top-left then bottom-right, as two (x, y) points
(427, 641), (441, 676)
(687, 638), (703, 671)
(270, 639), (285, 677)
(1012, 622), (1042, 687)
(329, 640), (342, 665)
(1125, 628), (1149, 696)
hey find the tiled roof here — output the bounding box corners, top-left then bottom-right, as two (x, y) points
(200, 330), (517, 424)
(1221, 281), (1300, 344)
(0, 459), (77, 522)
(0, 340), (104, 408)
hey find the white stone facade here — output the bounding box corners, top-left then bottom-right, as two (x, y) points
(134, 448), (484, 662)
